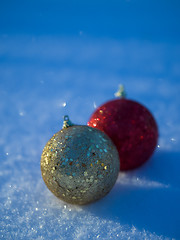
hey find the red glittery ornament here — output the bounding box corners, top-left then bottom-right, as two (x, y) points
(87, 86), (158, 171)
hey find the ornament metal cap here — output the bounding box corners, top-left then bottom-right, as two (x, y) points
(114, 84), (127, 98)
(62, 115), (74, 129)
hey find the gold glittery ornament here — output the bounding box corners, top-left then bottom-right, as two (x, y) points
(41, 116), (120, 205)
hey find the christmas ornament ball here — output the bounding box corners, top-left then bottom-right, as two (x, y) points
(88, 89), (158, 171)
(41, 117), (119, 205)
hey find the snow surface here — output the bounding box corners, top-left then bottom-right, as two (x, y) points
(0, 1), (180, 239)
(0, 36), (180, 240)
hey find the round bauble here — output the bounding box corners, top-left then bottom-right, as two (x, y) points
(41, 116), (119, 205)
(88, 86), (158, 171)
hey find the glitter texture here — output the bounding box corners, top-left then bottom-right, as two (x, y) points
(41, 125), (119, 205)
(88, 99), (158, 170)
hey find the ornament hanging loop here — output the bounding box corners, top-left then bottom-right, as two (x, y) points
(63, 115), (74, 129)
(114, 85), (127, 98)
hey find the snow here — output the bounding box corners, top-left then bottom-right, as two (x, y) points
(0, 36), (179, 240)
(0, 1), (180, 239)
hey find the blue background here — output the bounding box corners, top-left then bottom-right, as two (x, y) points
(0, 1), (180, 239)
(0, 0), (180, 41)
